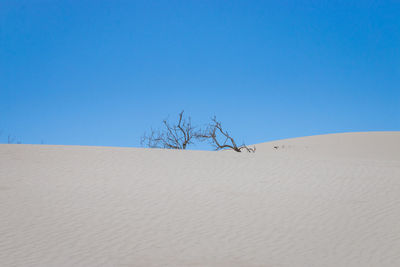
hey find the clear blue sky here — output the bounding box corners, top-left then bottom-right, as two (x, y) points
(1, 0), (399, 148)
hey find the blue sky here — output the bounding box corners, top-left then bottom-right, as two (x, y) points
(1, 0), (399, 148)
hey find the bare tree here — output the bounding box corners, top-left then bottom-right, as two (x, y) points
(141, 111), (202, 149)
(203, 116), (256, 153)
(7, 135), (16, 144)
(7, 135), (21, 144)
(141, 112), (255, 152)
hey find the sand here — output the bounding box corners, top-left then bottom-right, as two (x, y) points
(0, 131), (399, 266)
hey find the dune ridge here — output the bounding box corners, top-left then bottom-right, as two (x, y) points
(1, 132), (399, 266)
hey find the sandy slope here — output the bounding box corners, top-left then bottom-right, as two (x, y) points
(0, 132), (399, 267)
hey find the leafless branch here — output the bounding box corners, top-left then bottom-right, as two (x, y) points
(141, 111), (201, 150)
(8, 135), (16, 144)
(203, 116), (256, 153)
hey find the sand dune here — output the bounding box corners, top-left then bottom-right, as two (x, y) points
(1, 132), (399, 266)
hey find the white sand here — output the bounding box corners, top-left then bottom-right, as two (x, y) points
(1, 132), (399, 266)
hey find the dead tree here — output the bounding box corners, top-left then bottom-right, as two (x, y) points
(0, 133), (21, 144)
(141, 111), (201, 149)
(203, 116), (256, 152)
(7, 135), (16, 144)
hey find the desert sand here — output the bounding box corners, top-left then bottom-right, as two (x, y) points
(1, 131), (399, 267)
